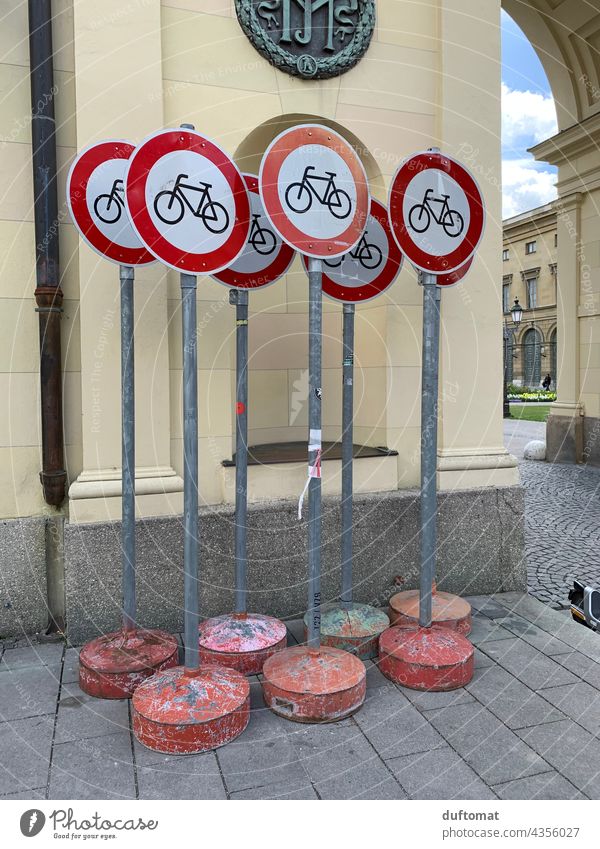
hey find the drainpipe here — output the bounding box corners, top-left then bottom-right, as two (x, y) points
(28, 0), (66, 508)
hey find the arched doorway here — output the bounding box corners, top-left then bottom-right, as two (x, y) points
(523, 328), (542, 388)
(550, 328), (557, 389)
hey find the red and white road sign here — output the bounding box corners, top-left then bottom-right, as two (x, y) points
(212, 174), (295, 289)
(435, 255), (474, 287)
(125, 128), (250, 274)
(67, 140), (155, 266)
(259, 124), (369, 259)
(302, 199), (403, 303)
(388, 150), (485, 274)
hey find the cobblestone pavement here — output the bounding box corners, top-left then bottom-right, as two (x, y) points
(3, 593), (600, 800)
(520, 460), (600, 609)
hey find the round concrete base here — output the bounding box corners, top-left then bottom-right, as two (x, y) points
(132, 665), (250, 754)
(262, 645), (366, 723)
(389, 589), (472, 635)
(303, 603), (389, 659)
(199, 612), (287, 675)
(78, 628), (179, 699)
(379, 625), (474, 691)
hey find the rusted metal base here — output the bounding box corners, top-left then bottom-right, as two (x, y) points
(389, 586), (472, 635)
(78, 628), (179, 699)
(379, 624), (474, 691)
(132, 664), (250, 754)
(303, 603), (389, 660)
(198, 612), (287, 675)
(262, 645), (366, 723)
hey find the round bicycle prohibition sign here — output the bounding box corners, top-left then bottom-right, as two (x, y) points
(388, 150), (485, 274)
(125, 128), (250, 274)
(67, 140), (155, 266)
(302, 199), (403, 303)
(212, 174), (295, 289)
(259, 124), (369, 259)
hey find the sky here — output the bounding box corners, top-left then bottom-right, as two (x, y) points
(501, 10), (558, 219)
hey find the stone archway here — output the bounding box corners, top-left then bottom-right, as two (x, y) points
(503, 0), (600, 463)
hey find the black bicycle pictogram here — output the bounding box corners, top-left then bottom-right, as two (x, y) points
(248, 213), (277, 255)
(408, 188), (464, 237)
(94, 179), (125, 224)
(324, 231), (383, 270)
(285, 166), (352, 220)
(154, 174), (229, 233)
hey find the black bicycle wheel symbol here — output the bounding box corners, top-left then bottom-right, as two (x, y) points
(201, 201), (229, 234)
(327, 188), (351, 220)
(442, 210), (464, 238)
(285, 182), (312, 214)
(408, 203), (431, 234)
(154, 191), (185, 224)
(249, 227), (277, 255)
(356, 243), (382, 269)
(94, 194), (122, 224)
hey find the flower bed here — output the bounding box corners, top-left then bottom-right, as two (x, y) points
(507, 391), (556, 402)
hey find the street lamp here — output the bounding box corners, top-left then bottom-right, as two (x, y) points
(503, 298), (523, 418)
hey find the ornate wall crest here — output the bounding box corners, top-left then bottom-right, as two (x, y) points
(235, 1), (376, 80)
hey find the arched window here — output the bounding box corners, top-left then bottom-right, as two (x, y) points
(523, 328), (542, 387)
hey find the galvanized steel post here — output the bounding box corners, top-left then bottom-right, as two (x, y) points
(340, 302), (355, 609)
(120, 265), (136, 631)
(307, 258), (323, 648)
(419, 273), (441, 628)
(231, 288), (249, 614)
(181, 272), (199, 670)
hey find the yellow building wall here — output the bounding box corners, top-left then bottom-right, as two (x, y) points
(0, 0), (516, 522)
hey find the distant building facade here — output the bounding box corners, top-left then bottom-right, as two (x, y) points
(502, 203), (557, 389)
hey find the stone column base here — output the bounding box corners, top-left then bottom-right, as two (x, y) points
(546, 404), (583, 464)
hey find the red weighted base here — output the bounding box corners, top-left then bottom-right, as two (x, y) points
(199, 612), (287, 675)
(379, 625), (474, 691)
(303, 603), (390, 660)
(132, 665), (250, 754)
(78, 628), (179, 699)
(389, 587), (471, 636)
(262, 645), (366, 723)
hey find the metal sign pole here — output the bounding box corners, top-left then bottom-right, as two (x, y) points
(181, 272), (199, 670)
(307, 256), (323, 649)
(418, 273), (441, 629)
(232, 288), (249, 615)
(340, 303), (355, 609)
(120, 265), (136, 632)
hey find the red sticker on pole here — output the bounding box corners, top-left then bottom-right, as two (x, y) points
(67, 140), (155, 266)
(259, 124), (370, 259)
(302, 199), (403, 303)
(388, 150), (485, 274)
(211, 174), (295, 289)
(125, 128), (250, 274)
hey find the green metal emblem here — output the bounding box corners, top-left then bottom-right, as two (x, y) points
(235, 0), (376, 80)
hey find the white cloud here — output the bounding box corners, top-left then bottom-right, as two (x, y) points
(501, 83), (558, 217)
(501, 83), (557, 153)
(502, 158), (557, 218)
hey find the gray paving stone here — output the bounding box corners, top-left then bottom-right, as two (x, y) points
(539, 682), (600, 736)
(474, 648), (494, 669)
(0, 787), (46, 799)
(137, 751), (226, 800)
(289, 717), (404, 800)
(516, 720), (600, 798)
(0, 715), (53, 796)
(555, 651), (600, 689)
(466, 665), (565, 729)
(468, 615), (515, 644)
(494, 615), (573, 655)
(426, 701), (547, 785)
(49, 732), (135, 799)
(0, 665), (61, 721)
(216, 726), (311, 796)
(0, 642), (64, 671)
(493, 770), (586, 800)
(397, 684), (475, 712)
(354, 685), (445, 760)
(62, 648), (80, 685)
(387, 745), (496, 799)
(230, 783), (318, 799)
(55, 683), (130, 743)
(480, 638), (578, 691)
